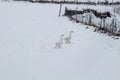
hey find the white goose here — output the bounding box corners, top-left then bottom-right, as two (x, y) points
(64, 31), (74, 44)
(55, 34), (64, 48)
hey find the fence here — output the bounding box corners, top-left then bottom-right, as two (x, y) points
(28, 0), (120, 5)
(64, 7), (120, 37)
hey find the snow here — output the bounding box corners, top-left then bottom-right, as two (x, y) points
(0, 2), (120, 80)
(2, 0), (120, 3)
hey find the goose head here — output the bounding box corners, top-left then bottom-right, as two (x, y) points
(61, 34), (64, 37)
(70, 30), (74, 33)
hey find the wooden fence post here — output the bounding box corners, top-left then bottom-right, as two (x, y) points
(100, 18), (102, 28)
(103, 18), (106, 28)
(75, 7), (78, 23)
(58, 3), (62, 17)
(89, 13), (92, 25)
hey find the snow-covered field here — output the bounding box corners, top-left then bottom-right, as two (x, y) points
(0, 2), (120, 80)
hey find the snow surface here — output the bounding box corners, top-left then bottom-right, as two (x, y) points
(1, 0), (120, 3)
(0, 2), (120, 80)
